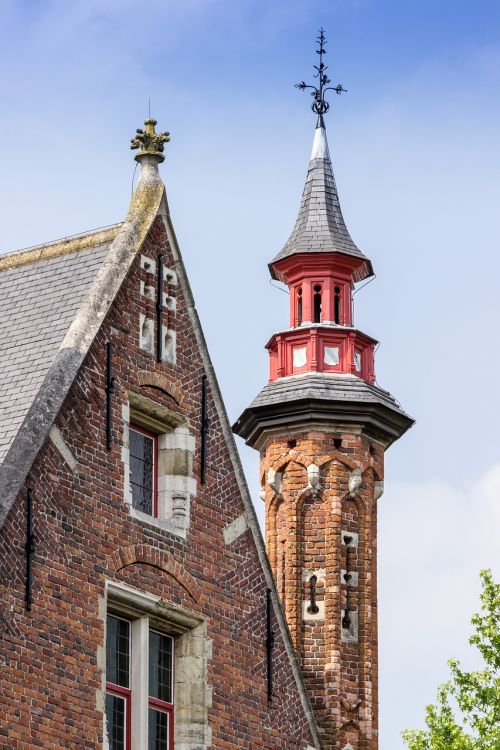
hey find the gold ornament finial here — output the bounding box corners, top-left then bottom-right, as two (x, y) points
(130, 118), (170, 162)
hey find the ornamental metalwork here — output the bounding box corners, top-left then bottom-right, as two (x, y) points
(295, 28), (346, 115)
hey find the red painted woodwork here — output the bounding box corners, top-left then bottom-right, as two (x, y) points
(267, 326), (376, 382)
(148, 632), (174, 750)
(149, 697), (174, 750)
(267, 252), (377, 384)
(106, 682), (132, 750)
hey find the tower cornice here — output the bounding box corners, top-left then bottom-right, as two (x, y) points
(233, 373), (414, 450)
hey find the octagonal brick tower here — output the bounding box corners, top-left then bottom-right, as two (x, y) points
(233, 114), (414, 750)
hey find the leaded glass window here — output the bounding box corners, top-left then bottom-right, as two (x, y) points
(129, 426), (156, 515)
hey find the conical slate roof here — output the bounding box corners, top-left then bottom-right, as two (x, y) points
(270, 116), (373, 282)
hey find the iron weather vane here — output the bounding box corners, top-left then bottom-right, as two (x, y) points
(295, 28), (347, 115)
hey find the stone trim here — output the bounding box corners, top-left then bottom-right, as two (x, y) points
(0, 224), (121, 272)
(340, 570), (359, 586)
(269, 446), (358, 474)
(302, 597), (325, 622)
(122, 400), (196, 539)
(139, 280), (155, 300)
(140, 254), (155, 273)
(223, 513), (248, 545)
(341, 610), (358, 644)
(48, 425), (78, 471)
(0, 160), (165, 528)
(127, 390), (185, 432)
(341, 530), (358, 549)
(139, 313), (154, 353)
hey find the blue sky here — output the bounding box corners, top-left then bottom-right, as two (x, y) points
(1, 1), (499, 747)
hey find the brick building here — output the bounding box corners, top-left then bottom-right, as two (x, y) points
(234, 109), (413, 749)
(0, 121), (319, 750)
(0, 92), (412, 750)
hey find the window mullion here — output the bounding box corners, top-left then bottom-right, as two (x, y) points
(131, 616), (149, 750)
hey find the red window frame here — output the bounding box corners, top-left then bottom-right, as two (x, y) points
(105, 683), (132, 750)
(105, 616), (132, 750)
(148, 631), (174, 750)
(129, 423), (158, 517)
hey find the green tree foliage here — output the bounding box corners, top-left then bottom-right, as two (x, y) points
(402, 570), (500, 750)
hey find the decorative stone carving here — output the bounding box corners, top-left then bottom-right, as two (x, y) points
(348, 468), (362, 497)
(341, 697), (362, 714)
(341, 530), (358, 549)
(307, 463), (320, 496)
(374, 479), (384, 501)
(171, 494), (188, 526)
(139, 315), (154, 353)
(267, 468), (282, 495)
(341, 610), (358, 643)
(131, 118), (170, 161)
(162, 329), (176, 365)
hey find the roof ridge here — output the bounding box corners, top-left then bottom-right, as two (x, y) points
(0, 160), (165, 528)
(0, 223), (123, 272)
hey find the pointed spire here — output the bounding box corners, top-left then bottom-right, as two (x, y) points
(310, 115), (329, 159)
(270, 117), (373, 282)
(271, 31), (373, 282)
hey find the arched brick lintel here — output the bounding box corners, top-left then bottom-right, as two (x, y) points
(112, 545), (202, 603)
(137, 371), (185, 408)
(270, 447), (359, 474)
(363, 462), (383, 483)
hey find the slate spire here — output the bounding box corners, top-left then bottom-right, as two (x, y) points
(270, 115), (373, 282)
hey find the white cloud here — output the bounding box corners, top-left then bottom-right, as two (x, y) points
(379, 464), (500, 749)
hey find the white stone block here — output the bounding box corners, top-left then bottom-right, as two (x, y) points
(223, 513), (248, 545)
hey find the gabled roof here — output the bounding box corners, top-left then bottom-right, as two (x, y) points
(270, 116), (373, 282)
(0, 156), (165, 527)
(0, 136), (321, 746)
(0, 226), (120, 465)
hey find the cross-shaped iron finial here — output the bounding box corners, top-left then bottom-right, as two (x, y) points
(295, 29), (346, 116)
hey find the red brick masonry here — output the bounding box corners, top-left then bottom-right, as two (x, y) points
(261, 432), (384, 750)
(0, 217), (315, 750)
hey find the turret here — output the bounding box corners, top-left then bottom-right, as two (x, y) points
(234, 31), (413, 750)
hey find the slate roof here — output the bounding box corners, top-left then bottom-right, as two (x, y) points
(270, 118), (373, 282)
(0, 146), (322, 743)
(0, 156), (166, 529)
(249, 372), (404, 411)
(0, 227), (120, 464)
(233, 372), (414, 447)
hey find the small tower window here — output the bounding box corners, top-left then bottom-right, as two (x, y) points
(313, 285), (322, 323)
(297, 287), (303, 326)
(334, 286), (341, 324)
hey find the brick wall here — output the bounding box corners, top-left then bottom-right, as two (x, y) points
(0, 216), (315, 749)
(261, 431), (385, 750)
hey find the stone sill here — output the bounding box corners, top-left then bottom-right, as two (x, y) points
(128, 505), (187, 540)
